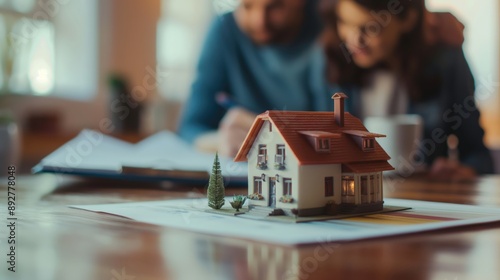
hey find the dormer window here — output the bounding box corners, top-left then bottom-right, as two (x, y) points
(362, 138), (375, 151)
(298, 131), (341, 154)
(343, 130), (385, 152)
(317, 138), (331, 152)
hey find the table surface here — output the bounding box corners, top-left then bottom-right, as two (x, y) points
(1, 174), (500, 280)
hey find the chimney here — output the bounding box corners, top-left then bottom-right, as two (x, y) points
(332, 92), (348, 127)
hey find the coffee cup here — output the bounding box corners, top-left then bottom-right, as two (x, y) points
(364, 115), (423, 174)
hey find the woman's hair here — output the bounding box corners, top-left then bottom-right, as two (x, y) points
(320, 0), (439, 101)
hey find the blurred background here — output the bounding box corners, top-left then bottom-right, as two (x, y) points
(0, 0), (498, 173)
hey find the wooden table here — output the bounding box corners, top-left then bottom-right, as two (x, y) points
(1, 174), (499, 280)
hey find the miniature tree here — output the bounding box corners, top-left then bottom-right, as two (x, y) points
(207, 153), (225, 209)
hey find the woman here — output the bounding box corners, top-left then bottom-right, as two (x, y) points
(320, 0), (494, 179)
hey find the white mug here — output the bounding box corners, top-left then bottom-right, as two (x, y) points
(364, 115), (423, 174)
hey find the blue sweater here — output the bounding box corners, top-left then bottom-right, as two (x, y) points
(178, 9), (494, 174)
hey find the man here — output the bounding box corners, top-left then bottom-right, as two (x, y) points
(178, 0), (326, 157)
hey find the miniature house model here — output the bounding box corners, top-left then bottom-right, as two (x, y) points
(234, 93), (394, 217)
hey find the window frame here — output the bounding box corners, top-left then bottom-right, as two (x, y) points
(253, 176), (263, 194)
(341, 175), (355, 204)
(276, 144), (286, 164)
(316, 138), (331, 152)
(283, 178), (292, 196)
(324, 176), (334, 197)
(258, 144), (267, 164)
(0, 0), (99, 99)
(360, 175), (368, 203)
(362, 138), (375, 151)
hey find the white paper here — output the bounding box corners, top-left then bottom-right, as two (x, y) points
(40, 129), (133, 172)
(72, 198), (500, 245)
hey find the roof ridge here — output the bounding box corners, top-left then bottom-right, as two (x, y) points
(236, 109), (391, 165)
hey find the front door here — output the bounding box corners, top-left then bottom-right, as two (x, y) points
(341, 176), (355, 204)
(269, 177), (276, 207)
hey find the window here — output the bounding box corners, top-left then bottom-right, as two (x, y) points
(324, 177), (334, 197)
(316, 138), (330, 152)
(377, 174), (381, 190)
(253, 177), (263, 194)
(362, 138), (375, 150)
(0, 0), (54, 95)
(369, 176), (375, 193)
(373, 173), (381, 201)
(157, 0), (221, 101)
(0, 0), (98, 98)
(258, 144), (267, 164)
(369, 175), (375, 202)
(275, 144), (285, 164)
(283, 178), (292, 196)
(360, 176), (368, 203)
(341, 176), (355, 203)
(269, 121), (272, 132)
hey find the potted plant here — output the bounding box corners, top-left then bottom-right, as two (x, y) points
(257, 161), (267, 170)
(274, 162), (285, 170)
(230, 195), (247, 212)
(279, 195), (294, 203)
(248, 193), (264, 200)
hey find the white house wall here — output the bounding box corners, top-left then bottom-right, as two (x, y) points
(297, 164), (342, 209)
(246, 120), (300, 208)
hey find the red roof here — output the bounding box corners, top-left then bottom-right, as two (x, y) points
(298, 131), (342, 139)
(342, 161), (394, 173)
(234, 110), (393, 171)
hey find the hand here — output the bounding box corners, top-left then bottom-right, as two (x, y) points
(424, 11), (465, 47)
(218, 108), (257, 157)
(428, 157), (477, 182)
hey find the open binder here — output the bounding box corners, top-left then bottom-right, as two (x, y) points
(32, 129), (248, 185)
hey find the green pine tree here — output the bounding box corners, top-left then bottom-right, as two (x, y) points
(208, 153), (225, 209)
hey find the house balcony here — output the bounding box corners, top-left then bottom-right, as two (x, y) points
(257, 155), (267, 170)
(274, 154), (285, 170)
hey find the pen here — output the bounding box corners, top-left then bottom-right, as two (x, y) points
(216, 92), (239, 110)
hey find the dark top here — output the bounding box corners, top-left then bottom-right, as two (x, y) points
(337, 47), (494, 174)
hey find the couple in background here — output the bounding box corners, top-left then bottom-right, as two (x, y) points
(178, 0), (494, 180)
